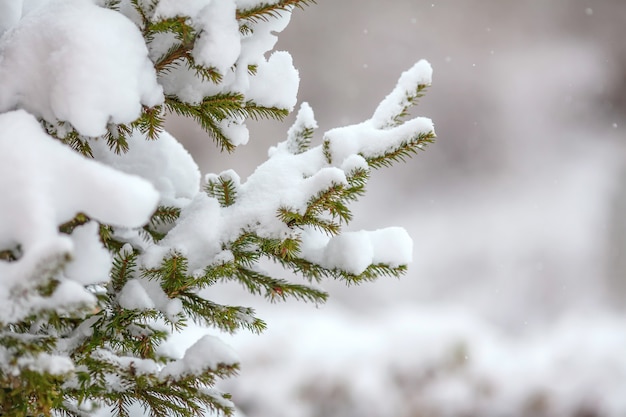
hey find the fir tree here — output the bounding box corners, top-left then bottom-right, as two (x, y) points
(0, 0), (435, 416)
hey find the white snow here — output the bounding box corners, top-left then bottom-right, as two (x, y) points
(221, 307), (626, 417)
(154, 0), (298, 144)
(91, 130), (201, 206)
(134, 277), (175, 315)
(64, 222), (112, 286)
(370, 227), (413, 266)
(284, 102), (318, 154)
(245, 51), (299, 111)
(219, 116), (251, 146)
(324, 116), (434, 166)
(319, 227), (413, 275)
(143, 193), (223, 271)
(16, 353), (74, 375)
(152, 0), (211, 19)
(155, 0), (242, 75)
(192, 0), (241, 74)
(118, 279), (156, 310)
(0, 0), (163, 137)
(160, 335), (239, 379)
(321, 59), (434, 166)
(91, 349), (161, 390)
(0, 110), (158, 323)
(340, 154), (369, 173)
(301, 167), (348, 205)
(0, 2), (436, 415)
(238, 8), (292, 66)
(21, 0), (53, 15)
(32, 279), (97, 317)
(370, 59), (433, 128)
(323, 231), (375, 275)
(207, 169), (241, 189)
(144, 60), (432, 274)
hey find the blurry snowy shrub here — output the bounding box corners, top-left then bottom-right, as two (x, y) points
(224, 310), (626, 417)
(0, 0), (434, 416)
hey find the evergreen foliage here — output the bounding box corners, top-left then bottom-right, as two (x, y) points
(0, 0), (435, 416)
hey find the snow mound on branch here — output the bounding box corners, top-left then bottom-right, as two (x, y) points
(64, 222), (112, 286)
(0, 0), (163, 137)
(246, 51), (299, 111)
(371, 59), (433, 128)
(16, 352), (74, 376)
(193, 0), (241, 74)
(155, 1), (299, 129)
(118, 279), (156, 311)
(297, 227), (413, 276)
(154, 0), (241, 75)
(0, 110), (159, 323)
(91, 130), (201, 206)
(143, 58), (433, 275)
(321, 228), (413, 275)
(160, 335), (239, 379)
(324, 116), (434, 165)
(324, 59), (434, 165)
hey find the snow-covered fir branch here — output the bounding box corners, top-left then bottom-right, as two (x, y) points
(0, 0), (434, 415)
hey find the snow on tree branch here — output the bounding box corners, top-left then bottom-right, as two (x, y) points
(0, 0), (435, 415)
(0, 110), (159, 324)
(0, 0), (163, 137)
(323, 60), (435, 167)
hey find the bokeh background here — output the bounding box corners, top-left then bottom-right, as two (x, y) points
(168, 1), (626, 416)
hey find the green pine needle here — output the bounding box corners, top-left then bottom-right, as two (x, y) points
(133, 105), (165, 140)
(205, 176), (238, 207)
(342, 263), (408, 285)
(237, 0), (317, 24)
(178, 292), (266, 334)
(149, 206), (182, 227)
(388, 84), (430, 128)
(104, 123), (133, 154)
(365, 130), (435, 169)
(61, 132), (94, 158)
(110, 248), (138, 293)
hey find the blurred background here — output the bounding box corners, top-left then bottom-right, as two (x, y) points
(168, 1), (626, 416)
